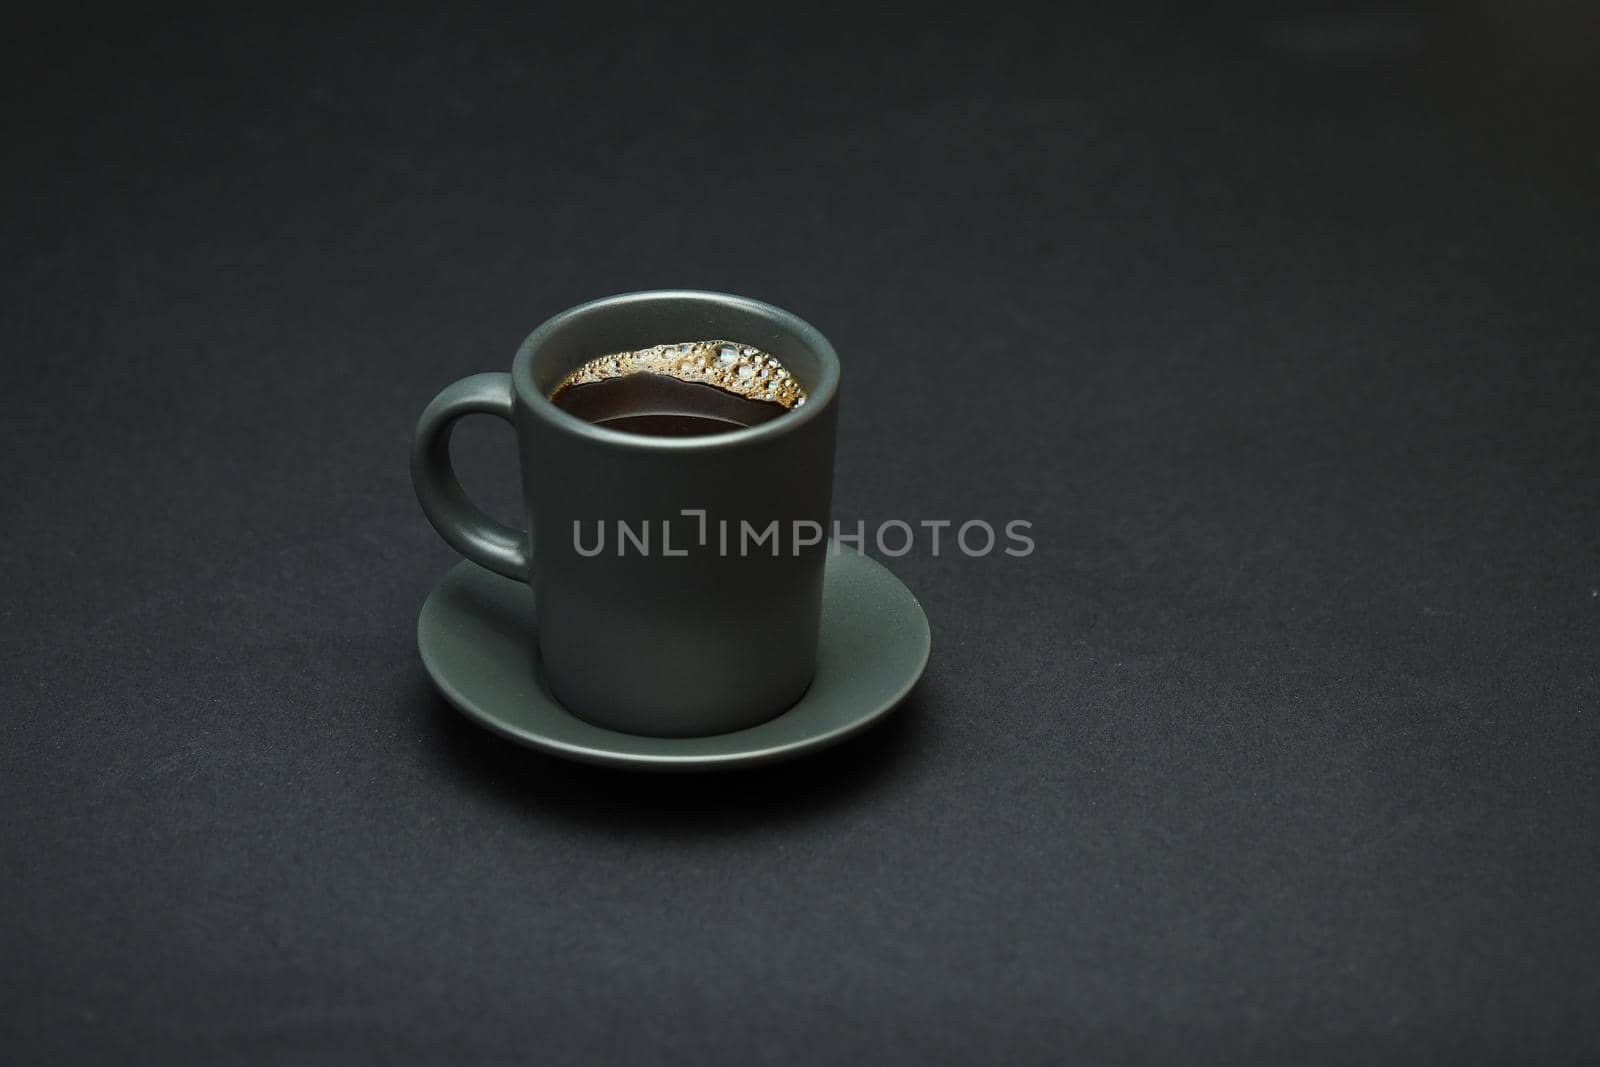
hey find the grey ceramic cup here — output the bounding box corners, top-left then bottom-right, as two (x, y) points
(412, 291), (840, 738)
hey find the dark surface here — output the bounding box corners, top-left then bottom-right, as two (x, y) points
(3, 4), (1597, 1063)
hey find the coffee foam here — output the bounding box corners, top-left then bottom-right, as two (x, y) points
(548, 341), (808, 411)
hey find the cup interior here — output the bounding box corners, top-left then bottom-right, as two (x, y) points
(515, 291), (839, 406)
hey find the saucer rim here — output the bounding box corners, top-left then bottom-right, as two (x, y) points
(417, 552), (930, 771)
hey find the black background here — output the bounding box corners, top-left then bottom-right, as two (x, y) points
(4, 3), (1598, 1063)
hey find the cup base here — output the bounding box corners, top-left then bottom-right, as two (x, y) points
(548, 673), (813, 740)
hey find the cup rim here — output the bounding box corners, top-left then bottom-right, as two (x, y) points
(512, 289), (840, 452)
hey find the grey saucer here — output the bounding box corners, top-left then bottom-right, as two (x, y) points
(417, 551), (930, 771)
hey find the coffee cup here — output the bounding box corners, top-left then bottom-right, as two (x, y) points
(411, 290), (840, 737)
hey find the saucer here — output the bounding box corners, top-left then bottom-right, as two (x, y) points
(417, 552), (930, 771)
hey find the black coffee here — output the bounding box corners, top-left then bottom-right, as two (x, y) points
(548, 340), (806, 438)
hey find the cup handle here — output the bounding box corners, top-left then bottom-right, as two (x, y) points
(410, 372), (531, 582)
